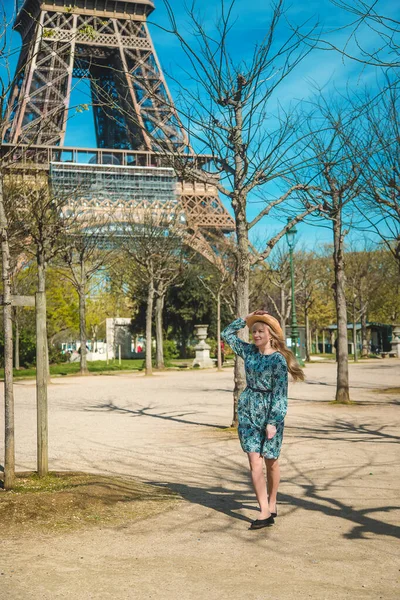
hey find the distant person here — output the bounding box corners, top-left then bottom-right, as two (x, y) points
(137, 345), (142, 353)
(334, 337), (338, 361)
(222, 310), (304, 530)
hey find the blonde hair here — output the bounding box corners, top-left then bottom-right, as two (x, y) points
(252, 322), (305, 382)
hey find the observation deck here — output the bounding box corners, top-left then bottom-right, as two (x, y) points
(1, 143), (235, 233)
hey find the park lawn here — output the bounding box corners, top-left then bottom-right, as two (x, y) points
(0, 358), (209, 380)
(0, 359), (145, 380)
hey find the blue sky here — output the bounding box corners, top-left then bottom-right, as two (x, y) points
(2, 0), (398, 253)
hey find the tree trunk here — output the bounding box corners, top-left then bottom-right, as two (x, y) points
(232, 204), (250, 427)
(361, 304), (368, 357)
(314, 328), (319, 354)
(78, 258), (88, 374)
(217, 288), (222, 371)
(155, 292), (165, 369)
(0, 184), (15, 490)
(145, 275), (154, 375)
(333, 212), (350, 403)
(37, 254), (49, 475)
(37, 259), (50, 383)
(322, 329), (326, 354)
(79, 285), (88, 375)
(353, 305), (358, 362)
(45, 337), (51, 381)
(92, 324), (98, 353)
(179, 332), (187, 358)
(14, 307), (20, 370)
(330, 330), (335, 355)
(305, 310), (310, 361)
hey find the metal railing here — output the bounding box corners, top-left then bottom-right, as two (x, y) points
(1, 143), (215, 171)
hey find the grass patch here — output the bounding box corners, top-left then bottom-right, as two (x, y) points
(329, 400), (357, 405)
(1, 358), (215, 380)
(377, 387), (400, 394)
(1, 359), (146, 380)
(0, 472), (180, 534)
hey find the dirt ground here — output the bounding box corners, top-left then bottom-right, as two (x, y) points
(1, 359), (399, 600)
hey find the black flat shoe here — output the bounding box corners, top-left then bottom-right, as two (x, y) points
(270, 505), (278, 518)
(249, 515), (275, 530)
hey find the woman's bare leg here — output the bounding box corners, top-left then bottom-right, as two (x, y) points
(265, 458), (280, 514)
(247, 452), (271, 519)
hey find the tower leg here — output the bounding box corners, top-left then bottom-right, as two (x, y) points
(8, 10), (77, 146)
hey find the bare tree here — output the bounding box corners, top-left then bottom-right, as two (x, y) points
(5, 178), (72, 354)
(58, 218), (115, 374)
(324, 1), (400, 69)
(296, 251), (322, 362)
(0, 177), (15, 488)
(83, 0), (325, 422)
(0, 4), (107, 483)
(345, 244), (381, 358)
(197, 245), (235, 370)
(368, 247), (400, 325)
(122, 209), (185, 374)
(296, 100), (367, 402)
(151, 0), (324, 423)
(356, 79), (400, 269)
(251, 248), (294, 338)
(3, 175), (80, 475)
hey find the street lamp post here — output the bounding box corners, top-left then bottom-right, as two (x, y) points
(286, 218), (303, 364)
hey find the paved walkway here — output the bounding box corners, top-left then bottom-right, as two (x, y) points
(1, 360), (399, 599)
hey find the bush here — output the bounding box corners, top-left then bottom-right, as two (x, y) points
(0, 330), (36, 368)
(206, 338), (217, 357)
(19, 331), (36, 367)
(48, 345), (69, 364)
(163, 339), (179, 360)
(185, 345), (196, 358)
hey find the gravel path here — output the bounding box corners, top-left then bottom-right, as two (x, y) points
(1, 360), (399, 599)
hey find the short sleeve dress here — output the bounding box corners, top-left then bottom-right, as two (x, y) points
(221, 318), (288, 459)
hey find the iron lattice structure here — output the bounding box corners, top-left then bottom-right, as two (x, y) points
(4, 0), (234, 262)
(6, 0), (187, 150)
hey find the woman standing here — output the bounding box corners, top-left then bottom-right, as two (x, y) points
(222, 310), (304, 530)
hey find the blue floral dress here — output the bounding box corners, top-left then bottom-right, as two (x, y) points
(222, 318), (288, 459)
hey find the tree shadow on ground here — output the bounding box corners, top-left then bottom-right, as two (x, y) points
(290, 396), (400, 406)
(280, 456), (400, 540)
(149, 459), (400, 540)
(85, 402), (227, 429)
(286, 419), (400, 444)
(304, 379), (397, 390)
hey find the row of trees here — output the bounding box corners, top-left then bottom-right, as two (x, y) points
(1, 0), (399, 489)
(139, 0), (400, 408)
(5, 239), (399, 368)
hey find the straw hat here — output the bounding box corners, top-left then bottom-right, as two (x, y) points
(246, 313), (284, 340)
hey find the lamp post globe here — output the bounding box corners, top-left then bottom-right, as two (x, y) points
(286, 220), (297, 250)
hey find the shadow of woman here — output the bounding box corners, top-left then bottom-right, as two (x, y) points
(149, 480), (257, 524)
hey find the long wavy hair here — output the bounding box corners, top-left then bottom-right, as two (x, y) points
(253, 322), (305, 382)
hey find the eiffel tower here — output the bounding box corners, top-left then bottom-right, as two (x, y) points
(3, 0), (234, 263)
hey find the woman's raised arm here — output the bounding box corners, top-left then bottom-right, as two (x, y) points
(221, 318), (252, 360)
